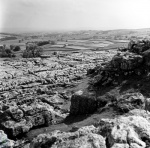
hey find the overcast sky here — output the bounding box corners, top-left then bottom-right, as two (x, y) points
(0, 0), (150, 32)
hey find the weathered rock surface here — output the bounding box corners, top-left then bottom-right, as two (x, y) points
(0, 51), (115, 140)
(97, 109), (150, 148)
(30, 109), (150, 148)
(89, 40), (150, 87)
(91, 51), (145, 87)
(27, 39), (150, 148)
(115, 92), (145, 113)
(67, 40), (150, 117)
(30, 125), (106, 148)
(127, 40), (150, 54)
(70, 90), (98, 115)
(2, 38), (150, 147)
(0, 130), (14, 148)
(70, 90), (146, 116)
(70, 89), (109, 115)
(0, 102), (53, 138)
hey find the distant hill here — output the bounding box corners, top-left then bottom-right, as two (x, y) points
(0, 32), (20, 36)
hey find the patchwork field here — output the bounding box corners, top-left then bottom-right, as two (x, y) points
(0, 35), (129, 57)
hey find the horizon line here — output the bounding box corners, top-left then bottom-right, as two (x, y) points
(1, 27), (150, 34)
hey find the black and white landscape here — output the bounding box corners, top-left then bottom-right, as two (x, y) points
(0, 0), (150, 148)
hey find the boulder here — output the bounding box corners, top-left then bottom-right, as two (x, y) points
(0, 130), (14, 148)
(0, 119), (32, 137)
(70, 90), (98, 115)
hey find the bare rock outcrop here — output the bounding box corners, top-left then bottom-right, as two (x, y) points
(0, 102), (53, 138)
(91, 51), (145, 87)
(0, 50), (114, 140)
(115, 92), (145, 113)
(30, 109), (150, 148)
(0, 130), (14, 148)
(90, 40), (150, 87)
(30, 125), (106, 148)
(97, 110), (150, 148)
(127, 40), (150, 54)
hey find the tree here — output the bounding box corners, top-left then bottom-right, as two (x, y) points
(22, 44), (43, 58)
(0, 48), (15, 58)
(13, 46), (21, 51)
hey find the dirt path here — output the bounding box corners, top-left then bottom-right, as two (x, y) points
(26, 108), (117, 141)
